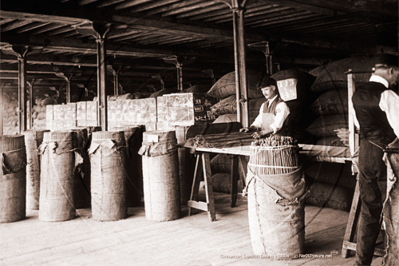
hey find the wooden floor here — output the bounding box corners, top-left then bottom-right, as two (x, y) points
(1, 193), (383, 266)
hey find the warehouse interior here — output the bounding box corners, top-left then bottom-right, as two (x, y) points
(1, 0), (398, 265)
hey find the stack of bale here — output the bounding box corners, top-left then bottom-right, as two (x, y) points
(207, 70), (268, 124)
(307, 55), (386, 146)
(209, 153), (245, 194)
(205, 70), (268, 192)
(32, 97), (56, 130)
(303, 55), (388, 211)
(2, 92), (18, 135)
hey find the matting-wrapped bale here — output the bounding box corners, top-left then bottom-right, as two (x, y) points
(23, 129), (49, 210)
(39, 131), (80, 222)
(245, 135), (306, 259)
(89, 131), (127, 221)
(139, 130), (181, 222)
(73, 126), (101, 209)
(113, 126), (144, 207)
(0, 135), (26, 223)
(382, 141), (399, 265)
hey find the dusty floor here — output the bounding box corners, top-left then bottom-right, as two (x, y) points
(0, 193), (384, 266)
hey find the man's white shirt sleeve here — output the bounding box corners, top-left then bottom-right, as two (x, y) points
(251, 102), (265, 129)
(270, 102), (290, 133)
(379, 90), (399, 139)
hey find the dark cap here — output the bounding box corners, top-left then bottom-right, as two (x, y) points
(257, 75), (277, 90)
(373, 53), (398, 68)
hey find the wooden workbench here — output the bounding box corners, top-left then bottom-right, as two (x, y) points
(185, 143), (352, 221)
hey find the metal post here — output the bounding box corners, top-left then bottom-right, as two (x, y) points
(231, 0), (249, 127)
(107, 65), (123, 96)
(26, 80), (35, 130)
(55, 72), (75, 103)
(96, 38), (108, 131)
(114, 68), (120, 96)
(163, 56), (195, 92)
(73, 22), (110, 131)
(18, 56), (27, 134)
(177, 63), (183, 91)
(237, 8), (249, 127)
(0, 83), (3, 136)
(248, 41), (274, 75)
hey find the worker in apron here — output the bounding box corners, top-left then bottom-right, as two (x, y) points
(352, 54), (399, 266)
(240, 77), (290, 138)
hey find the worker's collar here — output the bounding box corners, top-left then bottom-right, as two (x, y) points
(267, 95), (278, 105)
(370, 74), (389, 88)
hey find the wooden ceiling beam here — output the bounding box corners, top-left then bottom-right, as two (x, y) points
(114, 0), (155, 10)
(1, 20), (33, 31)
(286, 0), (397, 19)
(176, 4), (228, 19)
(112, 15), (264, 43)
(246, 11), (314, 26)
(217, 7), (296, 24)
(125, 0), (182, 14)
(161, 1), (221, 17)
(0, 18), (15, 26)
(97, 0), (125, 8)
(210, 5), (289, 23)
(0, 10), (87, 25)
(252, 13), (321, 28)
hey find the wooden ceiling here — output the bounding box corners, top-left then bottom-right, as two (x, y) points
(1, 0), (398, 100)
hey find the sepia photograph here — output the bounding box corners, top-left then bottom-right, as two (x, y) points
(1, 1), (398, 265)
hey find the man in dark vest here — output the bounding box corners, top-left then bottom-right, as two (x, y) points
(240, 77), (290, 138)
(352, 54), (399, 266)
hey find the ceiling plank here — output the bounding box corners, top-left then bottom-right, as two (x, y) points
(97, 0), (125, 8)
(15, 22), (51, 34)
(127, 0), (182, 14)
(161, 1), (221, 17)
(1, 20), (33, 31)
(177, 3), (227, 19)
(0, 10), (88, 24)
(114, 0), (154, 10)
(78, 0), (99, 5)
(29, 23), (66, 35)
(112, 15), (265, 42)
(0, 18), (15, 26)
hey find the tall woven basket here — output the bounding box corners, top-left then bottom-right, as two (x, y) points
(246, 136), (306, 259)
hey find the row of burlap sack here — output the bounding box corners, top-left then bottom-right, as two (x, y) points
(207, 69), (318, 142)
(2, 92), (56, 135)
(205, 71), (267, 193)
(306, 54), (395, 147)
(205, 69), (318, 195)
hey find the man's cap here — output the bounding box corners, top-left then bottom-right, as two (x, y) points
(373, 53), (398, 68)
(257, 75), (277, 90)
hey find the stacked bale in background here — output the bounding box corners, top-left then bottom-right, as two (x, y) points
(307, 54), (389, 146)
(303, 55), (392, 211)
(210, 153), (245, 194)
(304, 161), (356, 212)
(2, 92), (18, 135)
(207, 70), (273, 125)
(206, 70), (267, 191)
(31, 97), (55, 130)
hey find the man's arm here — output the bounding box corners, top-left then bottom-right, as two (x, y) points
(269, 102), (290, 133)
(239, 103), (264, 132)
(380, 90), (399, 138)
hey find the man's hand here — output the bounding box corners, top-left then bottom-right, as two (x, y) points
(239, 126), (257, 133)
(251, 129), (273, 139)
(239, 127), (250, 133)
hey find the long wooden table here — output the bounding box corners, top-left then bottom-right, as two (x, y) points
(185, 143), (352, 221)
